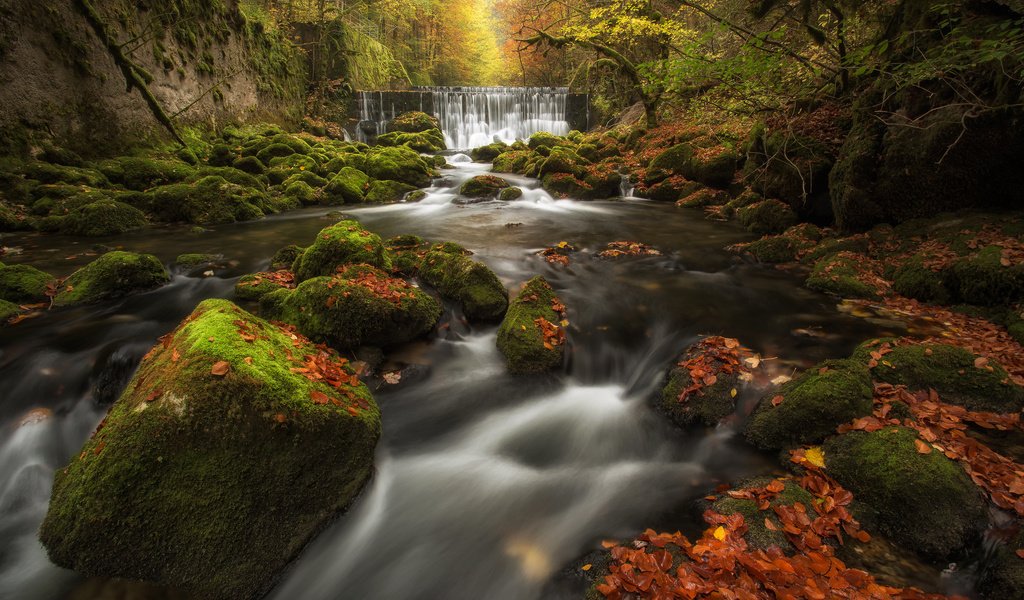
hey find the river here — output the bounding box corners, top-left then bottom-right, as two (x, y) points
(0, 157), (897, 599)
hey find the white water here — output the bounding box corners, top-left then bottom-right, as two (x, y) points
(356, 87), (570, 149)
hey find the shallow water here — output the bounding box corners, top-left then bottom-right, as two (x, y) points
(0, 161), (931, 599)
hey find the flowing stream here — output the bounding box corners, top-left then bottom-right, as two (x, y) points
(0, 159), (921, 599)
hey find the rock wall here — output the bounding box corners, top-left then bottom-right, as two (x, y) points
(0, 0), (307, 157)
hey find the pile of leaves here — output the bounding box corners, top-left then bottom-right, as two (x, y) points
(598, 241), (662, 258)
(674, 336), (755, 404)
(595, 461), (947, 600)
(238, 270), (296, 290)
(332, 265), (418, 307)
(535, 297), (568, 351)
(539, 241), (577, 266)
(840, 382), (1024, 516)
(276, 322), (370, 416)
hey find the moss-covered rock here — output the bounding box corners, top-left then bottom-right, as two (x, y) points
(0, 264), (54, 303)
(660, 343), (744, 428)
(947, 245), (1024, 306)
(282, 171), (328, 190)
(459, 175), (511, 199)
(255, 142), (297, 165)
(39, 299), (380, 600)
(824, 427), (987, 558)
(53, 251), (169, 307)
(99, 157), (194, 191)
(639, 177), (703, 203)
(22, 162), (109, 187)
(292, 221), (391, 282)
(675, 187), (726, 208)
(891, 256), (950, 303)
(385, 235), (430, 275)
(806, 252), (879, 299)
(496, 277), (566, 374)
(150, 177), (272, 225)
(282, 181), (319, 205)
(420, 243), (508, 322)
(492, 150), (532, 173)
(364, 146), (433, 188)
(736, 199), (799, 235)
(745, 359), (873, 450)
(175, 253), (221, 269)
(539, 147), (588, 178)
(745, 236), (798, 264)
(498, 187), (523, 201)
(264, 266), (441, 348)
(376, 129), (445, 153)
(711, 477), (818, 551)
(62, 200), (147, 237)
(388, 111), (441, 133)
(234, 272), (293, 301)
(855, 342), (1024, 413)
(528, 132), (570, 151)
(232, 156), (266, 175)
(323, 167), (369, 204)
(270, 245), (304, 271)
(0, 298), (19, 322)
(471, 142), (511, 162)
(365, 180), (417, 204)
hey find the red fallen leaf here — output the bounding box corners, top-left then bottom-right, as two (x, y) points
(974, 356), (989, 368)
(1016, 549), (1024, 559)
(171, 349), (180, 362)
(914, 439), (932, 454)
(309, 389), (330, 405)
(346, 406), (359, 416)
(771, 395), (784, 407)
(766, 480), (785, 493)
(211, 361), (230, 376)
(93, 440), (106, 455)
(273, 413), (287, 423)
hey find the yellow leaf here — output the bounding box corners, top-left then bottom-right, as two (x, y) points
(560, 319), (569, 327)
(804, 446), (826, 468)
(730, 388), (737, 398)
(299, 165), (306, 171)
(581, 563), (592, 571)
(713, 526), (726, 541)
(557, 241), (568, 248)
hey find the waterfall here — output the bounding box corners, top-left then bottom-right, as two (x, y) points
(355, 87), (571, 150)
(427, 86), (570, 150)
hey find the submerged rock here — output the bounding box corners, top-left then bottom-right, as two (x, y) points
(419, 242), (508, 322)
(496, 277), (566, 374)
(53, 251), (168, 307)
(40, 299), (380, 600)
(823, 427), (987, 558)
(0, 263), (54, 303)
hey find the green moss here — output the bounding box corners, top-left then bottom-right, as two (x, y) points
(363, 146), (433, 188)
(53, 251), (169, 307)
(151, 177), (271, 225)
(420, 243), (508, 322)
(460, 175), (510, 199)
(39, 299), (379, 600)
(471, 142), (510, 162)
(387, 111), (440, 133)
(282, 171), (328, 189)
(232, 155), (266, 175)
(891, 256), (950, 303)
(675, 187), (723, 208)
(745, 236), (798, 264)
(176, 253), (221, 269)
(660, 349), (742, 428)
(640, 177), (703, 203)
(806, 252), (879, 299)
(947, 245), (1024, 306)
(234, 273), (291, 301)
(270, 245), (304, 271)
(99, 157), (195, 191)
(365, 180), (416, 204)
(498, 187), (523, 202)
(745, 359), (873, 450)
(492, 150), (532, 173)
(528, 132), (570, 151)
(736, 199), (799, 235)
(255, 142), (296, 165)
(539, 147), (588, 178)
(824, 427), (986, 558)
(855, 342), (1024, 413)
(324, 167), (369, 204)
(711, 478), (817, 551)
(385, 235), (430, 275)
(0, 264), (54, 303)
(541, 172), (591, 198)
(282, 181), (319, 205)
(376, 129), (445, 153)
(0, 298), (19, 322)
(193, 166), (267, 191)
(496, 277), (565, 374)
(800, 237), (869, 264)
(21, 162), (109, 187)
(292, 221), (391, 282)
(62, 200), (147, 237)
(267, 267), (440, 348)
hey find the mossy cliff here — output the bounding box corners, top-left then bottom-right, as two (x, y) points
(0, 0), (306, 156)
(40, 299), (381, 599)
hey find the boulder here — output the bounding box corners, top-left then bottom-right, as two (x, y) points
(53, 251), (169, 307)
(39, 299), (380, 600)
(0, 264), (54, 303)
(62, 199), (147, 236)
(419, 243), (508, 322)
(459, 175), (511, 199)
(292, 221), (391, 282)
(496, 277), (566, 374)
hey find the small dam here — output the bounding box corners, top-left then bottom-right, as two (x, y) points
(351, 87), (590, 150)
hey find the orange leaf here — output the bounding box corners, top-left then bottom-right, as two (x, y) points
(309, 389), (330, 405)
(771, 395), (784, 407)
(914, 439), (932, 454)
(211, 361), (230, 376)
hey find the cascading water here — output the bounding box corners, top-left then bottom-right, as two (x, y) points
(427, 86), (570, 150)
(355, 87), (571, 149)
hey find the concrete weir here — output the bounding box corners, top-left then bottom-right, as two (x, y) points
(350, 87), (590, 150)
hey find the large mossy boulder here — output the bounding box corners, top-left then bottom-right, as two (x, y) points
(149, 176), (272, 225)
(854, 342), (1024, 413)
(745, 359), (873, 450)
(0, 264), (54, 303)
(376, 129), (445, 153)
(323, 167), (369, 204)
(62, 199), (147, 236)
(420, 243), (508, 322)
(53, 251), (169, 307)
(496, 277), (566, 374)
(710, 477), (818, 552)
(805, 252), (879, 299)
(823, 427), (987, 558)
(263, 266), (441, 348)
(471, 142), (510, 162)
(459, 175), (511, 199)
(39, 299), (380, 600)
(385, 235), (431, 275)
(648, 142), (738, 188)
(98, 157), (194, 191)
(736, 199), (799, 235)
(946, 245), (1024, 306)
(292, 221), (392, 282)
(363, 146), (433, 188)
(365, 180), (417, 204)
